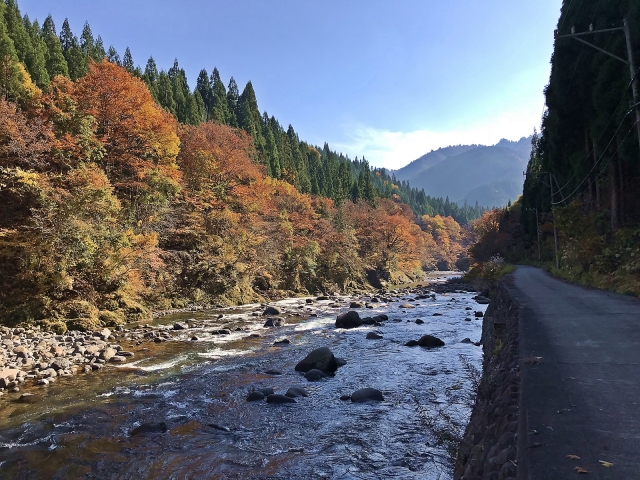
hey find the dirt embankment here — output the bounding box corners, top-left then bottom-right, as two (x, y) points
(454, 281), (520, 480)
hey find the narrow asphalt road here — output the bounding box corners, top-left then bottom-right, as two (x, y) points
(508, 266), (640, 480)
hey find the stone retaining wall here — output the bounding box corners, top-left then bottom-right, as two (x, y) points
(454, 281), (520, 480)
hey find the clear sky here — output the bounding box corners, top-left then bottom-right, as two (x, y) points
(19, 0), (561, 169)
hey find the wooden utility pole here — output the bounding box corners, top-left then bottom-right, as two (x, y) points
(550, 173), (560, 270)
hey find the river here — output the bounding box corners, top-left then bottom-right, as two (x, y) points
(0, 276), (486, 479)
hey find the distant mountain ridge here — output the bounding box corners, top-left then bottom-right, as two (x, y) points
(393, 136), (533, 207)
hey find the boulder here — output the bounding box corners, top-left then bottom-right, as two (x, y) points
(417, 335), (445, 348)
(285, 386), (309, 398)
(349, 302), (363, 308)
(172, 323), (187, 330)
(110, 355), (127, 363)
(100, 347), (117, 362)
(304, 369), (327, 381)
(130, 422), (167, 436)
(415, 319), (424, 325)
(351, 388), (384, 403)
(305, 299), (314, 304)
(366, 332), (383, 340)
(262, 306), (281, 316)
(263, 318), (284, 328)
(274, 339), (290, 345)
(361, 317), (376, 325)
(50, 358), (71, 371)
(400, 303), (415, 309)
(294, 347), (338, 373)
(335, 311), (362, 329)
(246, 391), (265, 402)
(266, 394), (296, 404)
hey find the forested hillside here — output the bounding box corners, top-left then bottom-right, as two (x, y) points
(0, 0), (483, 224)
(0, 0), (476, 332)
(394, 138), (533, 208)
(474, 0), (640, 295)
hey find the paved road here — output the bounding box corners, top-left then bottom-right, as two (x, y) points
(508, 266), (640, 480)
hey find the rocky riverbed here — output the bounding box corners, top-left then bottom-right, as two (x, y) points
(0, 275), (489, 479)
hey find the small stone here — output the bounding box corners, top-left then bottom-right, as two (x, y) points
(366, 332), (383, 340)
(304, 369), (327, 381)
(475, 311), (484, 318)
(274, 339), (290, 345)
(266, 394), (296, 404)
(246, 391), (265, 402)
(415, 319), (424, 325)
(264, 369), (282, 375)
(351, 388), (384, 403)
(285, 386), (309, 398)
(340, 394), (351, 401)
(130, 422), (167, 436)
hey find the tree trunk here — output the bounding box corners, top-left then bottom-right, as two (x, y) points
(609, 158), (618, 232)
(593, 140), (600, 209)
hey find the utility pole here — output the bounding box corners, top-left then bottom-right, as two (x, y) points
(623, 19), (640, 153)
(556, 20), (640, 152)
(550, 172), (560, 270)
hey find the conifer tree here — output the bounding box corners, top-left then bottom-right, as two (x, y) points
(122, 46), (134, 72)
(4, 0), (30, 64)
(192, 89), (207, 125)
(79, 21), (94, 59)
(195, 68), (212, 118)
(42, 15), (68, 78)
(23, 16), (49, 88)
(142, 56), (159, 100)
(93, 35), (105, 61)
(226, 76), (239, 127)
(157, 69), (176, 115)
(0, 14), (21, 99)
(60, 18), (86, 80)
(210, 67), (230, 124)
(107, 45), (120, 65)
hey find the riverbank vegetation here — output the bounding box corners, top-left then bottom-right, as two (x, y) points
(0, 1), (477, 332)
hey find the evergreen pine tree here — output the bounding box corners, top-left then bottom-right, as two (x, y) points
(226, 76), (239, 127)
(157, 70), (176, 115)
(4, 0), (30, 64)
(42, 15), (68, 78)
(195, 68), (212, 119)
(210, 67), (230, 124)
(79, 21), (94, 59)
(122, 46), (134, 72)
(23, 16), (49, 88)
(192, 89), (207, 125)
(142, 56), (159, 100)
(107, 45), (120, 65)
(93, 35), (105, 61)
(0, 14), (22, 100)
(60, 18), (86, 80)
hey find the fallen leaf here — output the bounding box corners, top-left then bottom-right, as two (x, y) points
(599, 460), (614, 468)
(574, 466), (589, 474)
(567, 455), (581, 460)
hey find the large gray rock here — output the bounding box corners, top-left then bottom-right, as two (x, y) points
(246, 391), (265, 401)
(335, 311), (362, 329)
(417, 335), (445, 348)
(294, 347), (338, 373)
(351, 388), (384, 403)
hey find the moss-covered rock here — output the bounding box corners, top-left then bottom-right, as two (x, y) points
(98, 310), (125, 327)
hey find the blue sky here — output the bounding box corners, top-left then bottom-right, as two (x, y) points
(19, 0), (561, 169)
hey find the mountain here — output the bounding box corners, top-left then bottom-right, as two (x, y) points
(393, 136), (532, 207)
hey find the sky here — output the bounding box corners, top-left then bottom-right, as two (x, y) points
(19, 0), (562, 169)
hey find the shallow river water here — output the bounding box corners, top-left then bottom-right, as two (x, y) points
(0, 277), (486, 479)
